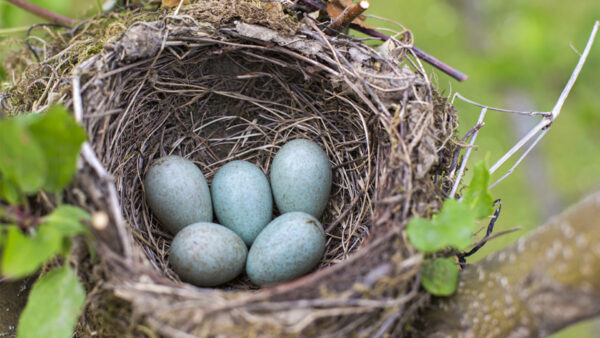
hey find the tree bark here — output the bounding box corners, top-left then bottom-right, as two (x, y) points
(420, 190), (600, 337)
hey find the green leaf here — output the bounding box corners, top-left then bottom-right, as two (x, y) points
(461, 161), (494, 219)
(43, 205), (91, 237)
(1, 225), (62, 278)
(406, 199), (477, 253)
(27, 106), (86, 192)
(421, 257), (459, 296)
(17, 265), (85, 338)
(0, 177), (20, 205)
(1, 206), (91, 277)
(0, 117), (46, 194)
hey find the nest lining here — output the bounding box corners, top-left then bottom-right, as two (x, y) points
(4, 1), (459, 336)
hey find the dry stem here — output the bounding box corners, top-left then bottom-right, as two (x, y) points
(4, 0), (74, 25)
(452, 20), (599, 188)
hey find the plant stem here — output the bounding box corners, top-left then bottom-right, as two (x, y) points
(349, 24), (468, 81)
(0, 26), (31, 35)
(4, 0), (74, 25)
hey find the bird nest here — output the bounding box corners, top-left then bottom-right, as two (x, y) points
(3, 1), (459, 336)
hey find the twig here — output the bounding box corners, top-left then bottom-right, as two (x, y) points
(454, 21), (598, 187)
(72, 75), (133, 260)
(173, 0), (186, 16)
(4, 0), (74, 25)
(327, 1), (370, 32)
(411, 46), (468, 82)
(449, 107), (487, 198)
(349, 24), (468, 82)
(294, 0), (468, 81)
(489, 129), (548, 188)
(452, 93), (550, 117)
(489, 119), (547, 175)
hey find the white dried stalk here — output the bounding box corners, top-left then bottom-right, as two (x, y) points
(454, 21), (598, 189)
(72, 75), (133, 260)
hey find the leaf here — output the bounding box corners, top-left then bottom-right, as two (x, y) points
(1, 225), (62, 278)
(0, 177), (20, 205)
(461, 161), (494, 219)
(421, 257), (459, 296)
(0, 117), (46, 194)
(43, 205), (91, 237)
(406, 199), (477, 253)
(1, 205), (91, 277)
(17, 265), (85, 338)
(27, 105), (86, 192)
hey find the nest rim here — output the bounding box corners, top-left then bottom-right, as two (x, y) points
(4, 1), (460, 335)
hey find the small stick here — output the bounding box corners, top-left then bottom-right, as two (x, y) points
(453, 93), (550, 117)
(489, 129), (547, 188)
(349, 24), (468, 82)
(328, 0), (370, 32)
(487, 21), (598, 181)
(5, 0), (74, 25)
(294, 0), (468, 81)
(412, 46), (468, 82)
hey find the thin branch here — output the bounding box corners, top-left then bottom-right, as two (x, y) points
(411, 46), (468, 82)
(487, 21), (597, 177)
(453, 93), (550, 117)
(552, 21), (599, 120)
(293, 0), (468, 81)
(489, 129), (548, 188)
(489, 118), (547, 175)
(349, 24), (468, 82)
(4, 0), (74, 25)
(327, 1), (370, 32)
(71, 75), (133, 260)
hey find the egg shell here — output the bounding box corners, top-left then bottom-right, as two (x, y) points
(211, 160), (273, 246)
(144, 155), (212, 234)
(246, 212), (325, 286)
(169, 222), (247, 287)
(270, 139), (332, 218)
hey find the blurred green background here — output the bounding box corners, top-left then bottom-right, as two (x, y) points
(1, 0), (599, 336)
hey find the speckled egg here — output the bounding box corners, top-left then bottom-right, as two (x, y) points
(246, 212), (325, 286)
(270, 139), (332, 218)
(169, 222), (247, 287)
(144, 155), (212, 234)
(211, 160), (273, 246)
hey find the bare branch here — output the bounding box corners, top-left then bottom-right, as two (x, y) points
(489, 21), (598, 176)
(4, 0), (74, 25)
(419, 190), (600, 337)
(452, 93), (550, 117)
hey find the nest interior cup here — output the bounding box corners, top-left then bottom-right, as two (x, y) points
(5, 1), (458, 336)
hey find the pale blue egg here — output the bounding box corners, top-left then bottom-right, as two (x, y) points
(211, 160), (273, 246)
(144, 155), (212, 234)
(169, 222), (247, 287)
(270, 139), (332, 218)
(246, 212), (325, 286)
